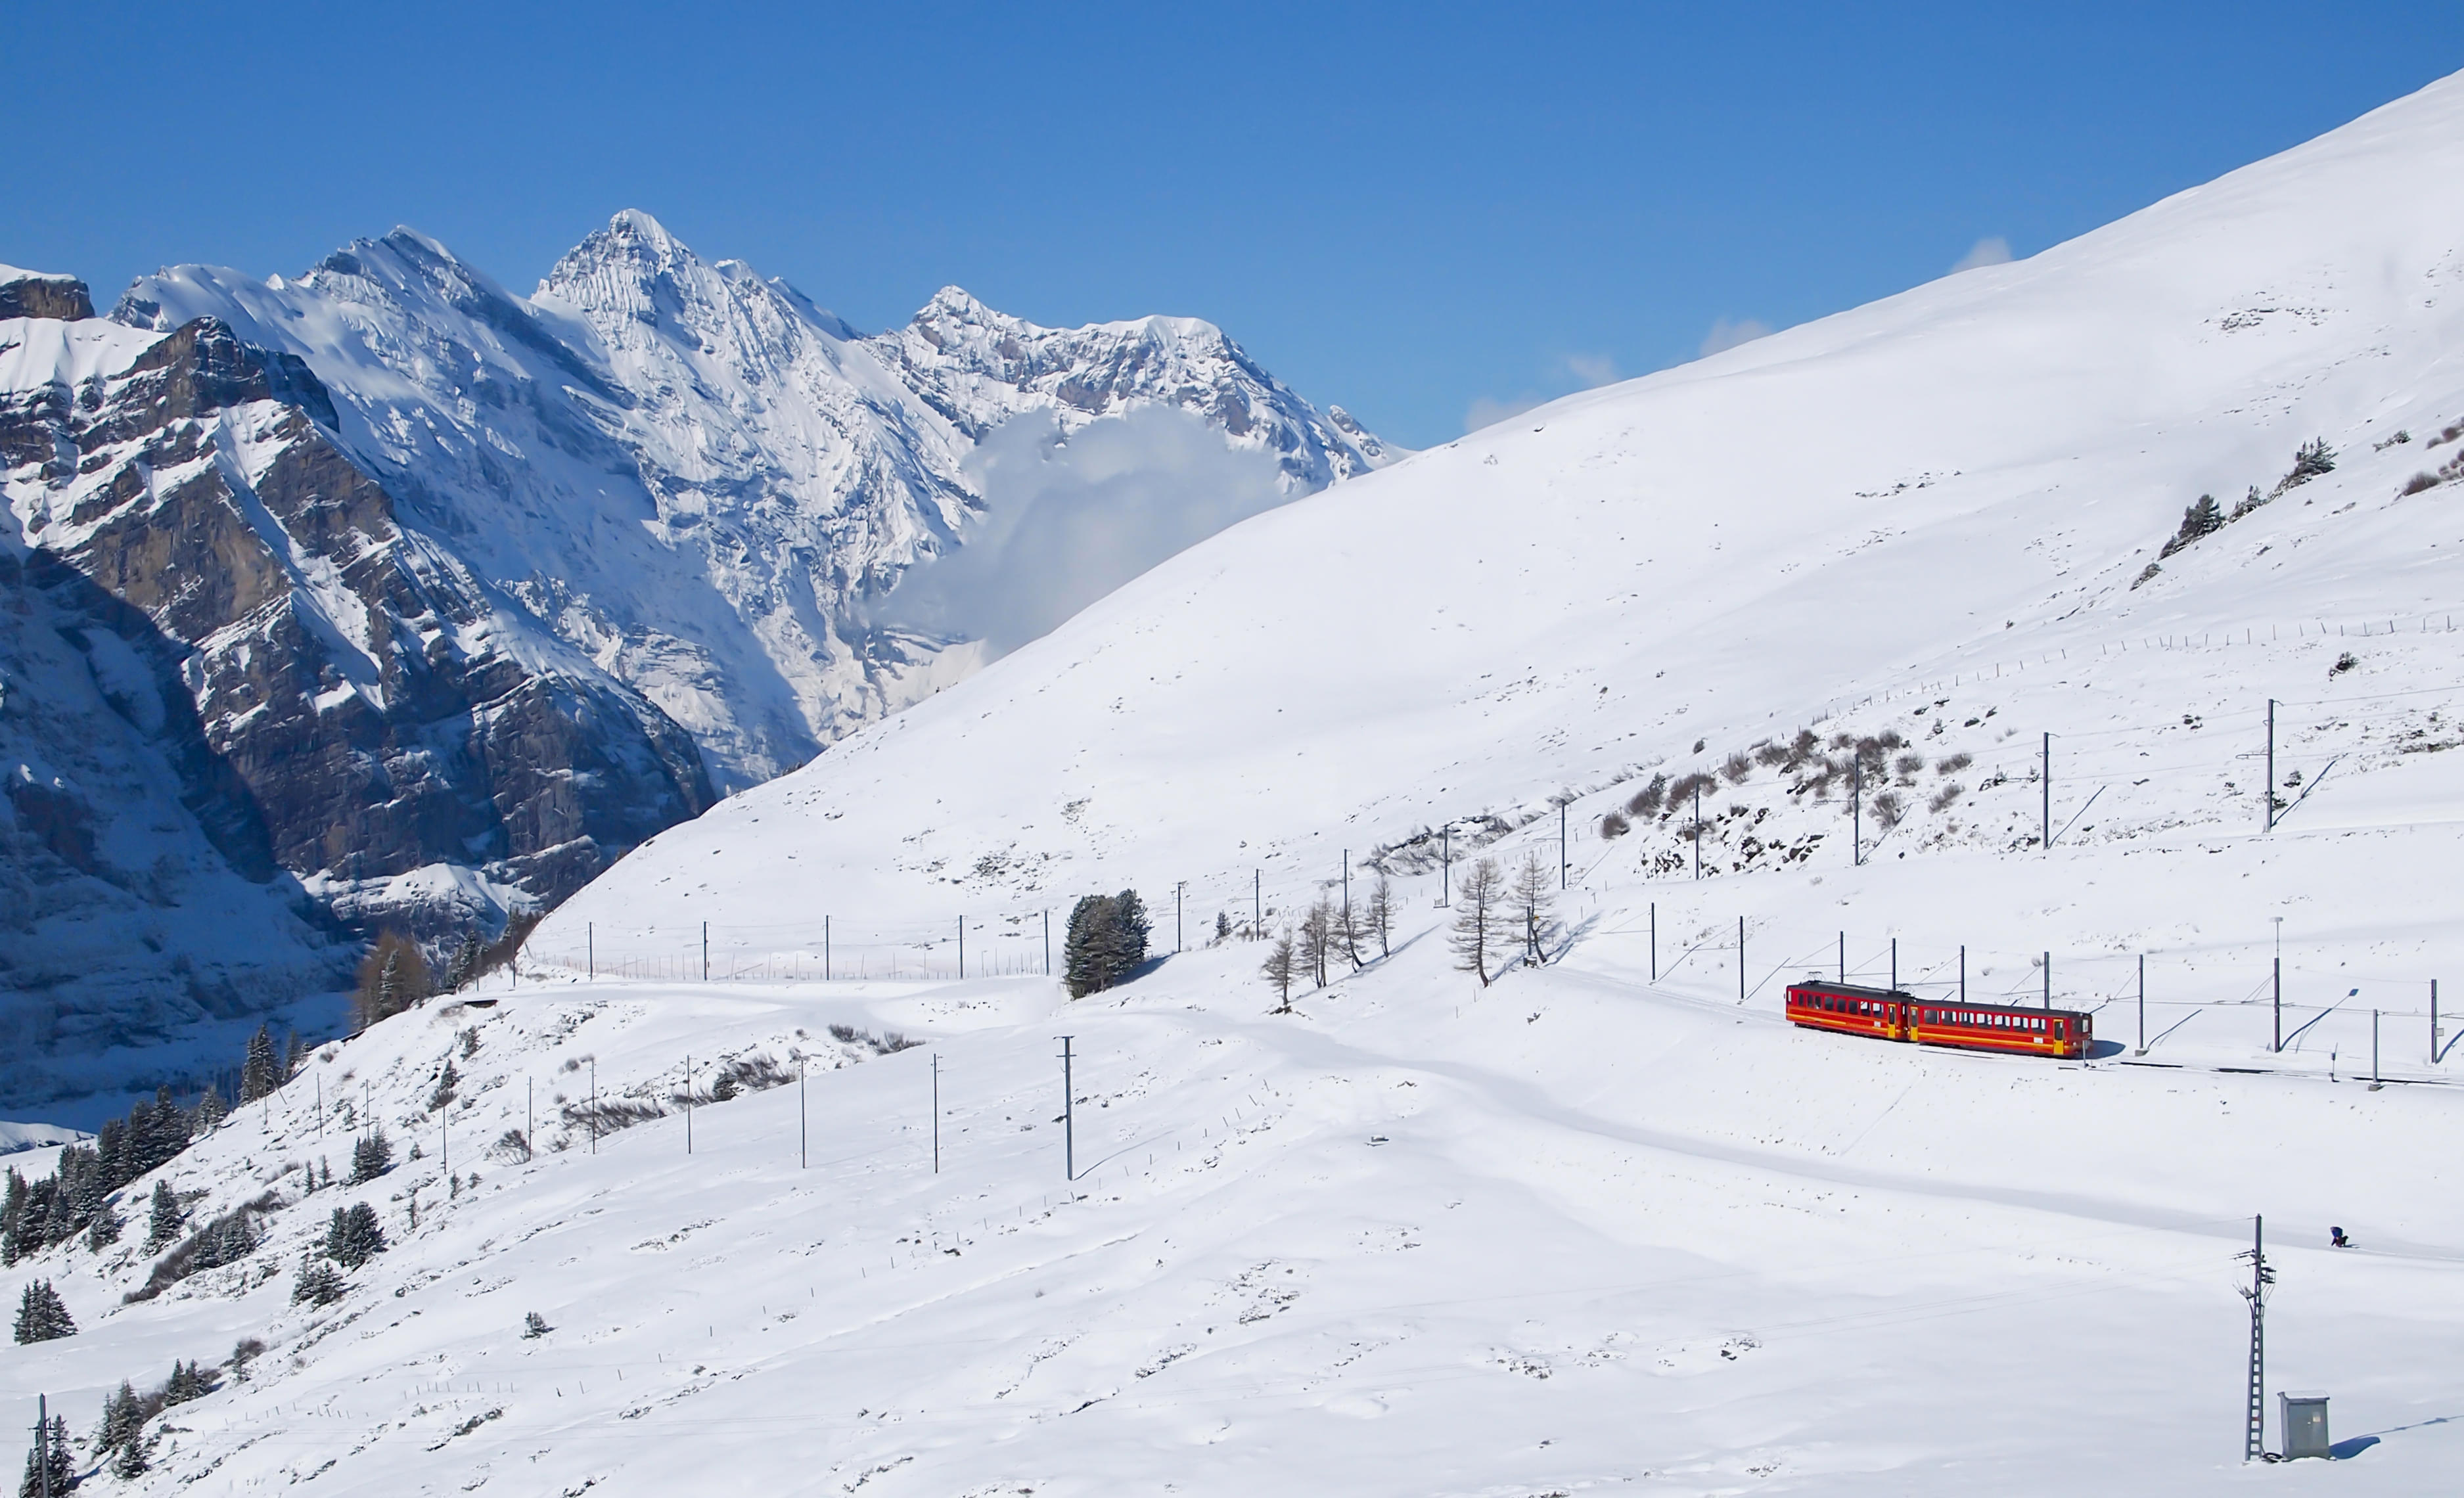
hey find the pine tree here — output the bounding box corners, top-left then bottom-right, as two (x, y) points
(12, 1281), (74, 1344)
(96, 1378), (145, 1456)
(240, 1024), (279, 1102)
(194, 1081), (227, 1133)
(448, 932), (482, 993)
(1062, 894), (1114, 998)
(430, 1057), (460, 1112)
(147, 1179), (183, 1252)
(1260, 930), (1297, 1010)
(1062, 890), (1152, 997)
(324, 1202), (387, 1267)
(1365, 876), (1394, 960)
(17, 1413), (72, 1498)
(354, 930), (432, 1032)
(1511, 851), (1556, 966)
(351, 1127), (393, 1184)
(1214, 911), (1232, 944)
(292, 1257), (346, 1305)
(163, 1358), (219, 1405)
(1450, 857), (1504, 987)
(84, 1202), (120, 1252)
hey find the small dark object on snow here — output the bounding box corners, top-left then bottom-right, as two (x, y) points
(2329, 1226), (2351, 1248)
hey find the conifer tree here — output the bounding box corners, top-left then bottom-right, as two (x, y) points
(1298, 897), (1334, 989)
(240, 1025), (279, 1102)
(1214, 911), (1232, 944)
(147, 1179), (183, 1252)
(430, 1058), (460, 1112)
(1061, 890), (1153, 997)
(163, 1358), (219, 1405)
(1511, 851), (1557, 965)
(17, 1413), (72, 1497)
(448, 932), (482, 993)
(351, 1127), (393, 1184)
(84, 1203), (120, 1252)
(194, 1082), (227, 1133)
(12, 1280), (74, 1344)
(1364, 876), (1395, 960)
(1450, 857), (1505, 987)
(96, 1378), (146, 1458)
(324, 1202), (387, 1267)
(292, 1257), (346, 1305)
(1260, 930), (1297, 1010)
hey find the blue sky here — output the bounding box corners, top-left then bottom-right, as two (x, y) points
(10, 3), (2458, 448)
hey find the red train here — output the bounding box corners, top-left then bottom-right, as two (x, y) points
(1785, 979), (2093, 1060)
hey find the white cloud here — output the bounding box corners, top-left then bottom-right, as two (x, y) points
(1463, 394), (1543, 433)
(878, 405), (1291, 656)
(1560, 352), (1620, 388)
(1699, 317), (1773, 358)
(1951, 236), (2014, 273)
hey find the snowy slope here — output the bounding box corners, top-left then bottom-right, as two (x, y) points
(14, 70), (2464, 1498)
(115, 214), (1398, 788)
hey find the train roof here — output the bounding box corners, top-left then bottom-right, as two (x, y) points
(1789, 977), (2093, 1022)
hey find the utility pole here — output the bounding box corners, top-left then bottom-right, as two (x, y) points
(1693, 783), (1703, 880)
(702, 922), (708, 982)
(1441, 828), (1451, 905)
(2370, 1009), (2382, 1091)
(1057, 1035), (1076, 1182)
(2137, 955), (2146, 1055)
(2265, 698), (2277, 831)
(589, 1059), (597, 1154)
(684, 1055), (693, 1154)
(2431, 979), (2440, 1064)
(37, 1392), (49, 1498)
(2239, 1215), (2275, 1461)
(2043, 951), (2051, 1009)
(2272, 918), (2284, 1053)
(588, 923), (593, 980)
(1890, 937), (1898, 993)
(2042, 733), (2051, 852)
(1838, 932), (1846, 984)
(1254, 870), (1262, 936)
(932, 1053), (941, 1171)
(1959, 945), (1967, 1004)
(317, 1074), (323, 1140)
(526, 1078), (534, 1161)
(1042, 909), (1049, 975)
(1738, 917), (1746, 1001)
(1560, 802), (1568, 889)
(825, 915), (831, 981)
(1177, 882), (1186, 954)
(958, 917), (965, 980)
(1851, 760), (1861, 867)
(1340, 853), (1349, 947)
(798, 1060), (806, 1168)
(1649, 903), (1656, 982)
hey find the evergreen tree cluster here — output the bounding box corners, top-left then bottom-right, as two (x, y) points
(350, 1128), (394, 1184)
(12, 1280), (74, 1344)
(97, 1379), (155, 1477)
(1, 1085), (204, 1263)
(323, 1202), (387, 1267)
(292, 1257), (347, 1306)
(1062, 890), (1151, 997)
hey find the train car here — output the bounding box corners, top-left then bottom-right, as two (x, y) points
(1785, 979), (2093, 1060)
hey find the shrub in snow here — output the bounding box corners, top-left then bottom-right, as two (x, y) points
(1626, 773), (1667, 817)
(12, 1280), (74, 1343)
(1599, 811), (1630, 840)
(524, 1311), (552, 1339)
(2332, 650), (2358, 676)
(293, 1258), (346, 1306)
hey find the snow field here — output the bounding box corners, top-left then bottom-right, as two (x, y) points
(3, 892), (2459, 1492)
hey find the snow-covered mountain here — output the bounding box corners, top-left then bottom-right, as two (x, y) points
(2, 219), (1388, 1112)
(116, 212), (1398, 788)
(12, 69), (2464, 1497)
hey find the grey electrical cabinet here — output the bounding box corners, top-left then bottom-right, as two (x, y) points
(2279, 1392), (2331, 1459)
